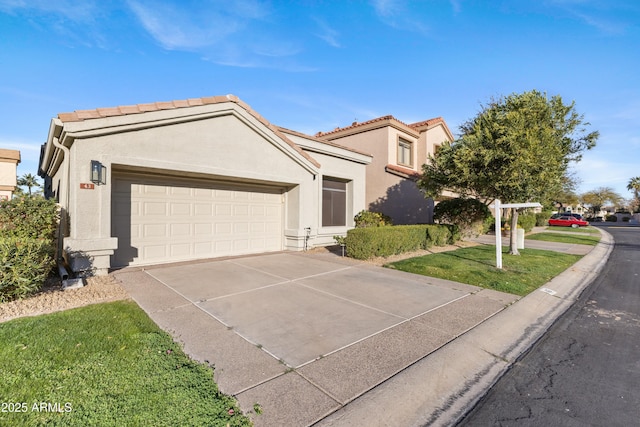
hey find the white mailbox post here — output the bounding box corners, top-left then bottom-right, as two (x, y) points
(490, 200), (542, 269)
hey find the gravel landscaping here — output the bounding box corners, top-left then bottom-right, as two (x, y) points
(0, 275), (130, 323)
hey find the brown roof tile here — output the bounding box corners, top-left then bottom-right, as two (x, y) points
(55, 94), (322, 169)
(408, 117), (444, 128)
(385, 164), (421, 180)
(316, 115), (416, 138)
(277, 126), (372, 157)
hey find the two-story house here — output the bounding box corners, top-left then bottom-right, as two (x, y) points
(0, 149), (21, 200)
(315, 116), (454, 224)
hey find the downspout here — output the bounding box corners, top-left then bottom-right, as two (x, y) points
(51, 128), (71, 280)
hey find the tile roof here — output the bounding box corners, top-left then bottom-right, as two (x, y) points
(56, 95), (322, 168)
(315, 115), (413, 137)
(315, 115), (450, 138)
(408, 117), (446, 128)
(385, 164), (421, 180)
(57, 95), (239, 122)
(276, 126), (372, 157)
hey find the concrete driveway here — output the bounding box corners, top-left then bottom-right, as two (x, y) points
(114, 251), (519, 426)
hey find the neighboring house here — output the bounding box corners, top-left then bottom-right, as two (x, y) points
(0, 149), (21, 200)
(39, 95), (371, 275)
(315, 116), (454, 224)
(559, 203), (606, 218)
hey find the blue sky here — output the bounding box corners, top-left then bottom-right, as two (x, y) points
(1, 0), (638, 200)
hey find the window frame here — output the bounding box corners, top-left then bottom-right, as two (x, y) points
(397, 137), (413, 167)
(321, 177), (347, 227)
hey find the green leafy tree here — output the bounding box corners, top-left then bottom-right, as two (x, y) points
(580, 187), (623, 217)
(17, 173), (41, 196)
(627, 177), (640, 212)
(419, 90), (598, 255)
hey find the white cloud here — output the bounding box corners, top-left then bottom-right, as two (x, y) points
(0, 0), (100, 22)
(313, 18), (341, 48)
(127, 1), (242, 50)
(573, 154), (637, 196)
(370, 0), (430, 35)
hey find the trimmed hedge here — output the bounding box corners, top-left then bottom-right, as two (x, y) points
(354, 210), (392, 228)
(344, 224), (459, 260)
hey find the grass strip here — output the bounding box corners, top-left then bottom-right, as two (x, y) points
(545, 225), (600, 234)
(527, 232), (600, 246)
(0, 300), (251, 427)
(386, 245), (581, 296)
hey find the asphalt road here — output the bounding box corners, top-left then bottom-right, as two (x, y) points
(457, 223), (640, 427)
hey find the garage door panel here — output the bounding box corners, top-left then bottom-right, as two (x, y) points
(194, 204), (212, 216)
(112, 174), (283, 267)
(216, 204), (232, 216)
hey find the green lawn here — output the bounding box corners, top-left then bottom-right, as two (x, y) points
(386, 245), (581, 296)
(546, 225), (600, 234)
(527, 232), (600, 246)
(0, 300), (251, 427)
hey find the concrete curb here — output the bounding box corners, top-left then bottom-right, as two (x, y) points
(316, 227), (614, 426)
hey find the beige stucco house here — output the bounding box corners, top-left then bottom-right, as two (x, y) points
(315, 116), (454, 224)
(0, 149), (21, 200)
(39, 95), (371, 275)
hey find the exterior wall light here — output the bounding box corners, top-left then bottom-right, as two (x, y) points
(90, 160), (107, 185)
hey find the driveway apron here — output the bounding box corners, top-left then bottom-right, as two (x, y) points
(115, 251), (518, 426)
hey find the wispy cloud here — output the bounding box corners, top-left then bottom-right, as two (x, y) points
(370, 0), (431, 35)
(545, 0), (637, 34)
(313, 18), (341, 48)
(0, 0), (110, 47)
(127, 1), (247, 50)
(127, 1), (315, 70)
(0, 0), (100, 22)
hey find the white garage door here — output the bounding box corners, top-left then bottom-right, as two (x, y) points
(112, 174), (284, 267)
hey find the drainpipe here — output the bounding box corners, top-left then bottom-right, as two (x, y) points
(50, 124), (71, 280)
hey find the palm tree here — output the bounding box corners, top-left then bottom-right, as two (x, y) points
(17, 173), (41, 196)
(628, 177), (640, 213)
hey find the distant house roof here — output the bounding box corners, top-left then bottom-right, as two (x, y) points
(315, 114), (454, 142)
(315, 115), (418, 139)
(0, 149), (21, 163)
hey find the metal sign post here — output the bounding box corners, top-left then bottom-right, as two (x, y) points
(489, 200), (542, 269)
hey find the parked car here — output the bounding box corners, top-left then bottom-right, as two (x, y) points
(548, 215), (589, 228)
(551, 213), (584, 220)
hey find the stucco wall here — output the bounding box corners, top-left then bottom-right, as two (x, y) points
(66, 113), (315, 250)
(42, 102), (370, 271)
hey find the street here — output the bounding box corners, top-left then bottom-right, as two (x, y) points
(457, 224), (640, 426)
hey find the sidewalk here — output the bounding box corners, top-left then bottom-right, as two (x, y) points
(316, 227), (613, 426)
(115, 226), (613, 426)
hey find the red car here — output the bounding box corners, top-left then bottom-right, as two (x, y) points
(548, 215), (589, 228)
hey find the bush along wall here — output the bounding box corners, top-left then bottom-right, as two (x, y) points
(344, 224), (458, 260)
(0, 196), (59, 302)
(517, 212), (537, 232)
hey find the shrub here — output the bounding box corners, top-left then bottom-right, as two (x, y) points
(605, 215), (617, 222)
(344, 224), (457, 260)
(354, 210), (392, 228)
(623, 216), (630, 222)
(434, 198), (492, 238)
(0, 196), (59, 301)
(0, 195), (59, 239)
(535, 211), (553, 227)
(0, 237), (55, 302)
(517, 213), (537, 232)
